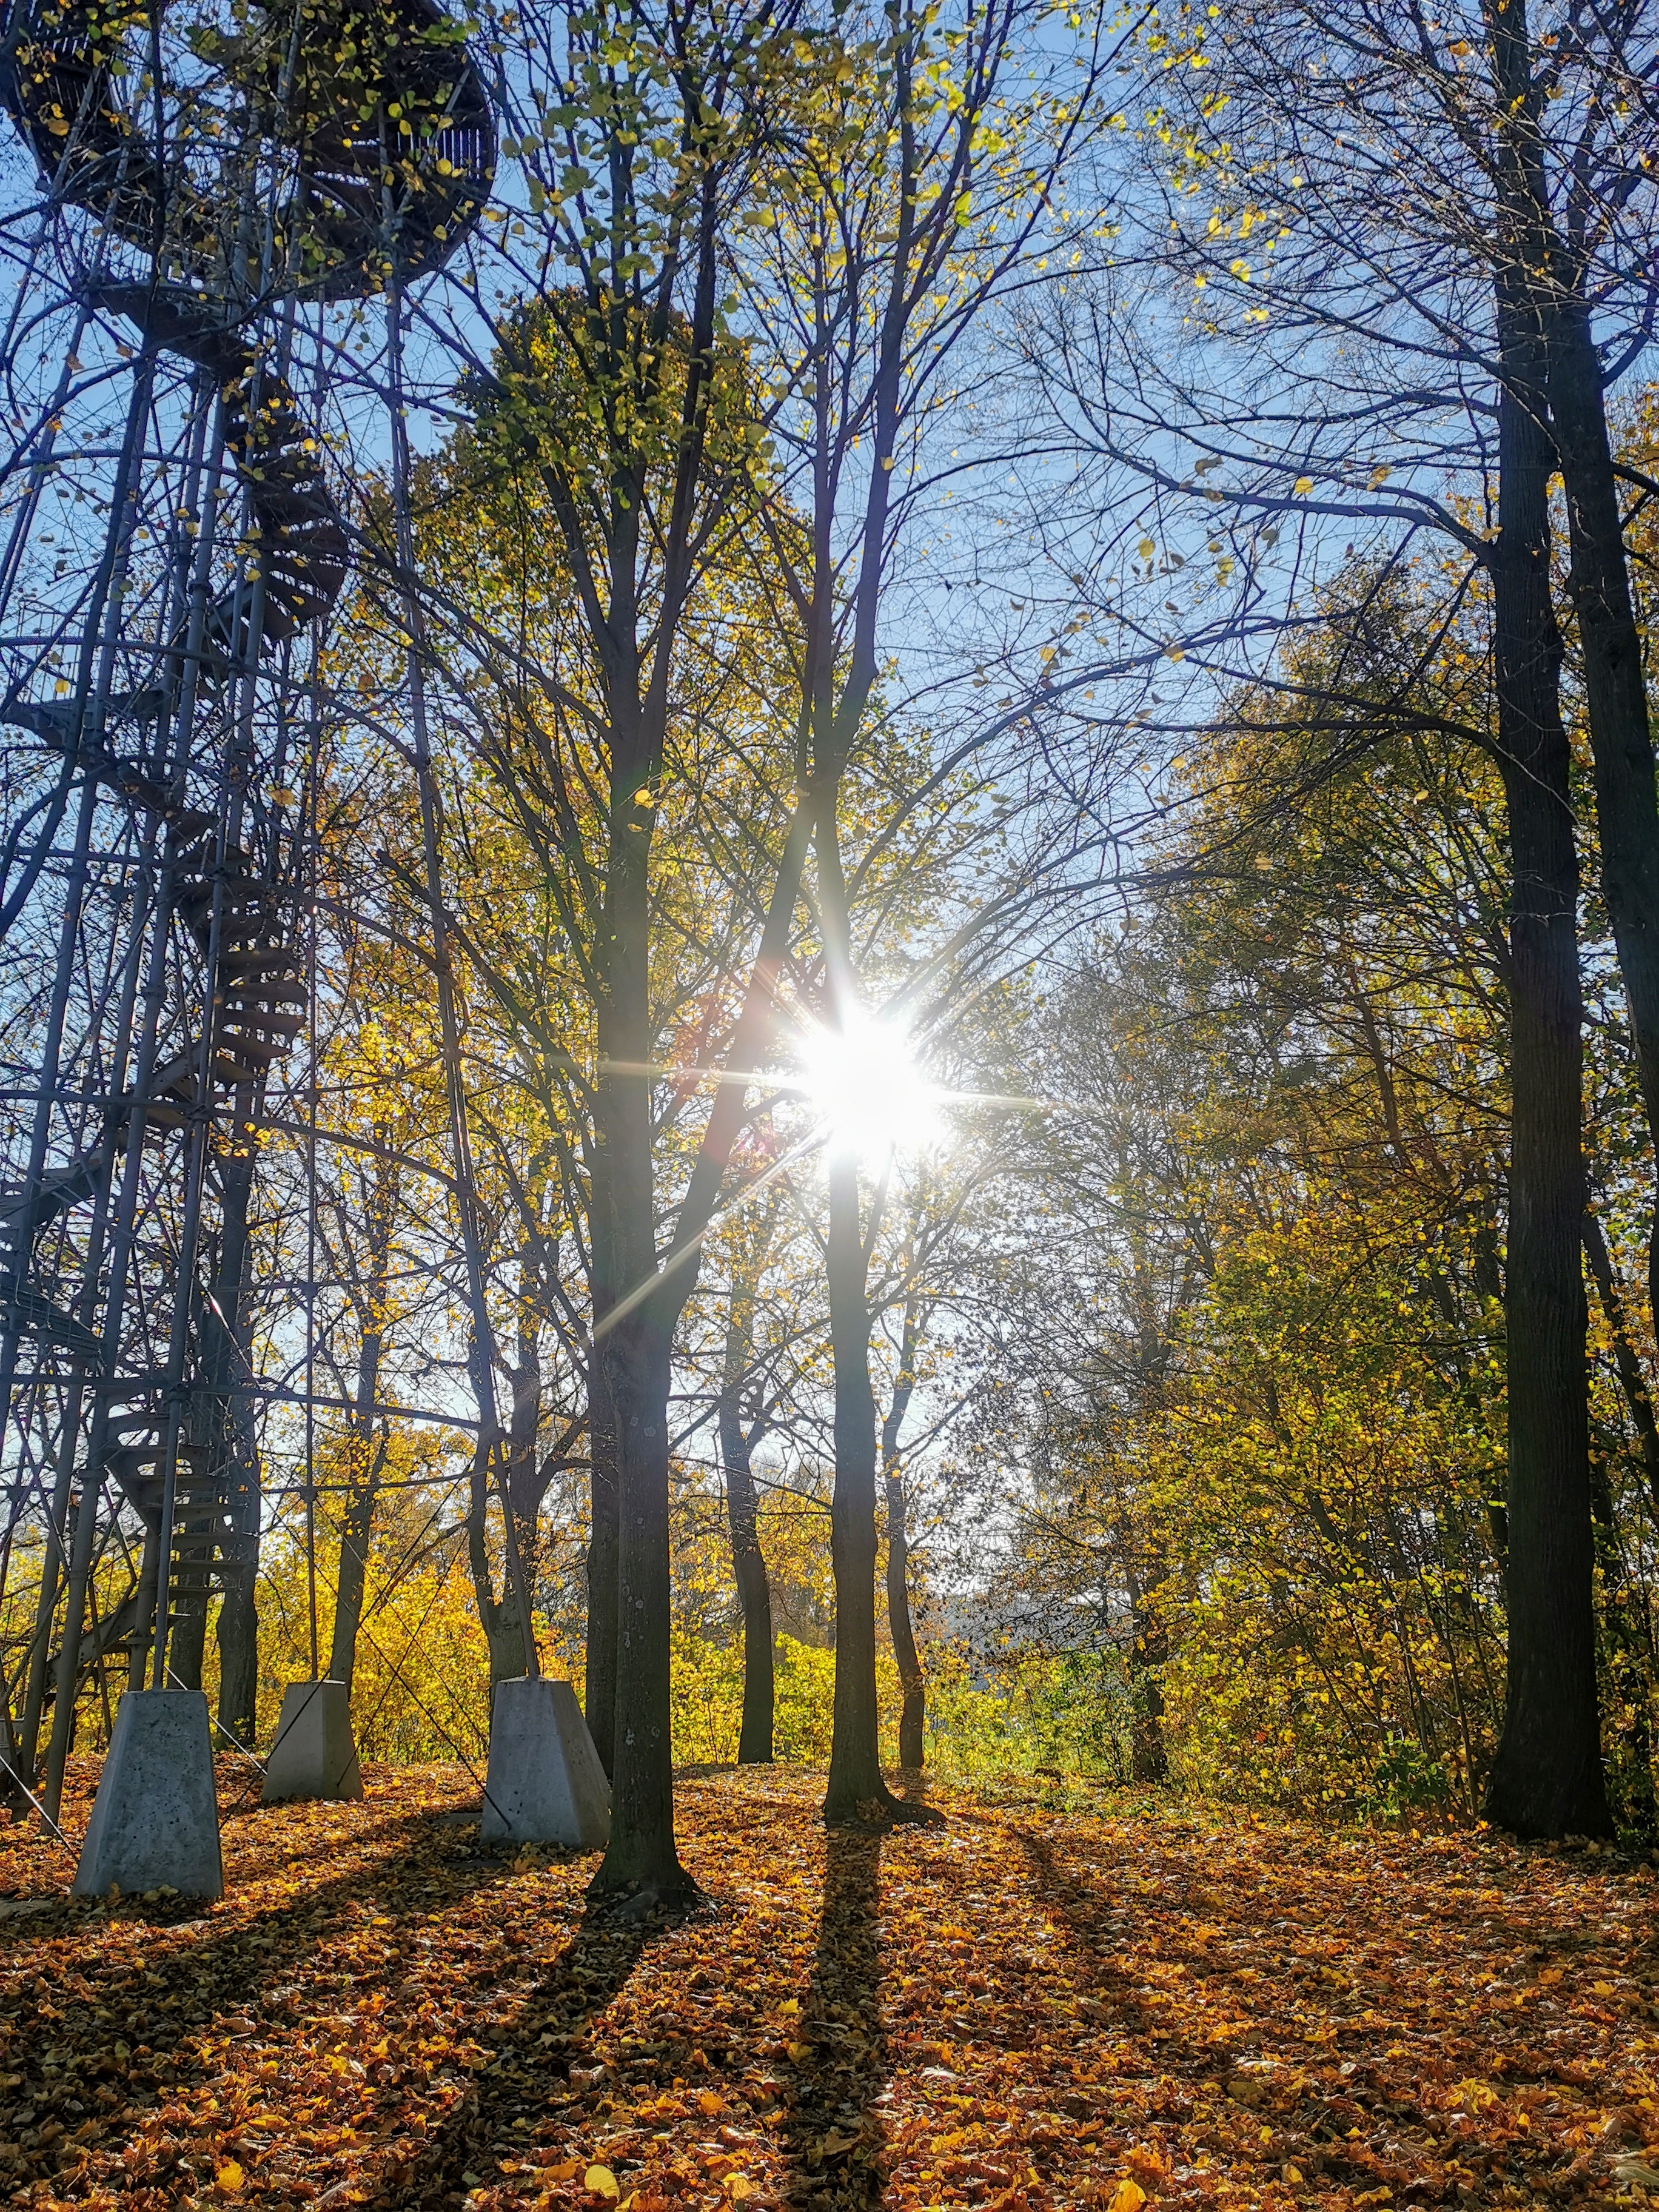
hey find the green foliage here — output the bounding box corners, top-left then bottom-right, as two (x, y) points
(923, 1643), (1136, 1784)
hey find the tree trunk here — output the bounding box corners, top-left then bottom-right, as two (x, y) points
(1587, 1441), (1658, 1842)
(214, 1479), (260, 1749)
(589, 795), (694, 1905)
(885, 1473), (923, 1770)
(722, 1364), (774, 1765)
(880, 1300), (924, 1771)
(176, 1110), (262, 1697)
(1582, 1207), (1659, 1523)
(327, 1444), (380, 1698)
(595, 1306), (688, 1897)
(1544, 290), (1659, 1316)
(720, 1239), (775, 1764)
(466, 1441), (531, 1690)
(823, 1150), (893, 1823)
(325, 1156), (396, 1700)
(1126, 1557), (1170, 1784)
(585, 1334), (619, 1777)
(215, 1331), (263, 1744)
(1481, 348), (1610, 1839)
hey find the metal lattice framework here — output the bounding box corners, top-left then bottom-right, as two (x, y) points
(0, 0), (495, 1828)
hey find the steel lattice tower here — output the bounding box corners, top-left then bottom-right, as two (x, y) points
(0, 0), (495, 1832)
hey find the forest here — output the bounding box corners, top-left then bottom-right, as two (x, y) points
(0, 0), (1656, 2199)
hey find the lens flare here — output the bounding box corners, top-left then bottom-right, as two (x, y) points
(794, 1008), (945, 1162)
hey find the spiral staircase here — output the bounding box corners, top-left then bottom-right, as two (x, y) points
(0, 0), (494, 1740)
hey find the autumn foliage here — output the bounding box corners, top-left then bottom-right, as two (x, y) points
(1, 1766), (1655, 2209)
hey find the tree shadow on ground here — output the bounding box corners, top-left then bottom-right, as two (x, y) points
(780, 1828), (889, 2211)
(1008, 1817), (1235, 2077)
(388, 1909), (650, 2209)
(0, 1801), (509, 2201)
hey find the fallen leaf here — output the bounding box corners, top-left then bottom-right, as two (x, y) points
(1109, 2182), (1148, 2212)
(586, 2163), (621, 2200)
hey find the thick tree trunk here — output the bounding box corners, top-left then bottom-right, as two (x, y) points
(1545, 293), (1659, 1315)
(585, 1335), (619, 1777)
(823, 1151), (891, 1822)
(175, 1111), (261, 1697)
(595, 1309), (686, 1897)
(1481, 353), (1610, 1839)
(590, 796), (693, 1905)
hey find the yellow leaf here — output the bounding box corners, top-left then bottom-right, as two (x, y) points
(697, 2090), (724, 2117)
(786, 2039), (812, 2062)
(586, 2165), (620, 2200)
(1451, 2080), (1498, 2112)
(216, 2164), (245, 2194)
(1109, 2184), (1148, 2212)
(727, 2178), (756, 2200)
(1292, 476), (1313, 495)
(1137, 537), (1156, 559)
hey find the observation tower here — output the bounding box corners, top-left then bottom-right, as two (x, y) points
(0, 0), (494, 1882)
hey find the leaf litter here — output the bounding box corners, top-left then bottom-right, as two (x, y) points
(0, 1763), (1654, 2210)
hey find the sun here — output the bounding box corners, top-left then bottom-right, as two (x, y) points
(793, 1007), (946, 1162)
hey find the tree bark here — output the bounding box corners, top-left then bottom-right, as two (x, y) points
(466, 1440), (532, 1691)
(327, 1437), (382, 1699)
(586, 1333), (619, 1777)
(1126, 1556), (1170, 1784)
(178, 1105), (261, 1700)
(1481, 343), (1610, 1840)
(885, 1473), (923, 1770)
(720, 1299), (774, 1764)
(1581, 1207), (1659, 1524)
(880, 1316), (923, 1771)
(326, 1155), (397, 1700)
(590, 785), (694, 1904)
(823, 1149), (891, 1823)
(595, 1306), (685, 1895)
(1543, 293), (1659, 1315)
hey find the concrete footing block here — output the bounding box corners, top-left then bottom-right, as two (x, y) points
(482, 1677), (610, 1849)
(72, 1688), (223, 1899)
(261, 1680), (363, 1805)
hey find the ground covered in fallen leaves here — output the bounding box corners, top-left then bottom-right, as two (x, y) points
(0, 1762), (1656, 2212)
